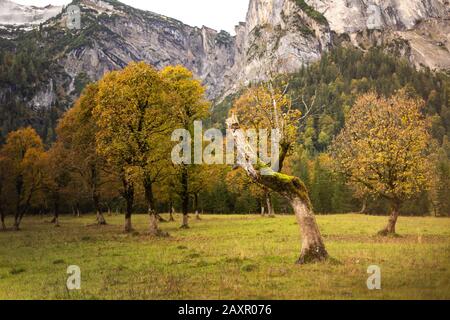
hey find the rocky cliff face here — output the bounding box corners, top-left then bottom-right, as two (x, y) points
(54, 0), (237, 100)
(231, 0), (449, 88)
(304, 0), (450, 70)
(222, 0), (332, 95)
(306, 0), (447, 33)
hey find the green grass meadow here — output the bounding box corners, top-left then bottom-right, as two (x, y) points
(0, 214), (449, 300)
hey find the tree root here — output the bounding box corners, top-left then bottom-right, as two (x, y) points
(296, 247), (329, 265)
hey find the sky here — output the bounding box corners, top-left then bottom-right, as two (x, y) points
(13, 0), (250, 33)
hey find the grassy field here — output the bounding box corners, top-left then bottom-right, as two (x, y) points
(0, 213), (449, 300)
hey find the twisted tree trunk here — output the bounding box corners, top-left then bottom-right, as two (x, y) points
(379, 199), (401, 236)
(93, 192), (107, 225)
(226, 115), (328, 264)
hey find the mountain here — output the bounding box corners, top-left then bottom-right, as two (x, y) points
(0, 0), (62, 27)
(0, 0), (449, 142)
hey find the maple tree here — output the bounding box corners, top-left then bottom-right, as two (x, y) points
(331, 91), (432, 235)
(94, 62), (173, 234)
(0, 127), (46, 230)
(160, 65), (209, 229)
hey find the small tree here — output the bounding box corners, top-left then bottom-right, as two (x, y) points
(331, 91), (432, 235)
(44, 143), (72, 227)
(57, 84), (112, 226)
(0, 127), (46, 230)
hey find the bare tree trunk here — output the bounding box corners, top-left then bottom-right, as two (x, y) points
(93, 187), (107, 226)
(194, 193), (201, 220)
(0, 211), (5, 230)
(76, 203), (81, 217)
(124, 214), (132, 233)
(122, 178), (134, 233)
(14, 175), (23, 231)
(144, 177), (168, 237)
(0, 184), (4, 230)
(359, 197), (367, 214)
(180, 165), (189, 229)
(13, 214), (20, 230)
(379, 200), (401, 236)
(169, 201), (175, 221)
(52, 215), (60, 227)
(266, 192), (275, 218)
(157, 213), (167, 223)
(226, 115), (328, 264)
(181, 213), (189, 229)
(50, 194), (60, 227)
(96, 210), (106, 225)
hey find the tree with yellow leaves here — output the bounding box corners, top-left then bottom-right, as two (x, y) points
(0, 127), (46, 230)
(160, 65), (209, 229)
(331, 91), (432, 235)
(57, 83), (113, 226)
(0, 155), (9, 230)
(43, 142), (73, 227)
(94, 62), (173, 234)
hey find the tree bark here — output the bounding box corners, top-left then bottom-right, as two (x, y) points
(157, 213), (167, 223)
(0, 211), (5, 230)
(93, 192), (107, 225)
(180, 165), (189, 229)
(226, 115), (328, 264)
(194, 193), (201, 220)
(181, 213), (189, 229)
(13, 214), (21, 231)
(260, 200), (265, 216)
(359, 197), (367, 214)
(14, 175), (23, 230)
(51, 196), (60, 227)
(169, 201), (175, 221)
(122, 177), (134, 233)
(96, 210), (106, 225)
(266, 192), (275, 218)
(379, 200), (401, 236)
(144, 177), (168, 237)
(76, 203), (81, 217)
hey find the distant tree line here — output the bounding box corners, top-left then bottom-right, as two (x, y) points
(0, 47), (448, 232)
